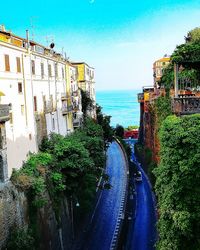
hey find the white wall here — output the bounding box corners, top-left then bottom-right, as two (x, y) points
(0, 42), (37, 177)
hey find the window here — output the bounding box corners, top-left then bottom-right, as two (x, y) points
(48, 64), (52, 77)
(16, 57), (21, 73)
(34, 96), (37, 112)
(55, 64), (58, 78)
(9, 112), (13, 125)
(62, 67), (64, 79)
(52, 118), (55, 130)
(41, 63), (44, 79)
(18, 82), (23, 94)
(31, 60), (35, 75)
(5, 54), (10, 71)
(21, 105), (25, 116)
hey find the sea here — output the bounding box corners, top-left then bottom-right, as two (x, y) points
(96, 89), (140, 128)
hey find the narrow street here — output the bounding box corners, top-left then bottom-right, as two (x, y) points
(125, 139), (157, 250)
(82, 141), (128, 250)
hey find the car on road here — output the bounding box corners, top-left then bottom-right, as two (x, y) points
(135, 171), (142, 182)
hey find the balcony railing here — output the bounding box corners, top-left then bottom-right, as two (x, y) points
(62, 105), (73, 115)
(73, 118), (82, 128)
(0, 104), (10, 122)
(172, 97), (200, 115)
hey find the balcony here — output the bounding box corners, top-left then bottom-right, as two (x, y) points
(0, 105), (10, 122)
(62, 105), (73, 115)
(138, 93), (144, 103)
(172, 97), (200, 115)
(73, 118), (82, 128)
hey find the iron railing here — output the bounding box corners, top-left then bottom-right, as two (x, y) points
(172, 97), (200, 115)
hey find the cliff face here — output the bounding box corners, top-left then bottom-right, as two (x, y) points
(0, 182), (28, 249)
(138, 102), (160, 165)
(0, 182), (72, 250)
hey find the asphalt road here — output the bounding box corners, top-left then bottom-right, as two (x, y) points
(82, 141), (127, 250)
(124, 139), (157, 250)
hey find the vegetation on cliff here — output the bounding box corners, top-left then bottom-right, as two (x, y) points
(8, 95), (114, 249)
(160, 27), (200, 91)
(154, 114), (200, 250)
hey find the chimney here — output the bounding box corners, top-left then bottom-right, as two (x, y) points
(26, 30), (30, 48)
(0, 25), (6, 32)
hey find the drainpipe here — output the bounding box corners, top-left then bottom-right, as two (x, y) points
(55, 61), (60, 134)
(26, 30), (30, 50)
(22, 54), (28, 126)
(28, 33), (38, 151)
(20, 30), (30, 126)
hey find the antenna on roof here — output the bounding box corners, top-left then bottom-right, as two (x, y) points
(30, 16), (38, 41)
(45, 35), (54, 47)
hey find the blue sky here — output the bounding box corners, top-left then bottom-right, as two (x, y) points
(1, 0), (200, 90)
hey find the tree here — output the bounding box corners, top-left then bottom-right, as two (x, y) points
(185, 27), (200, 43)
(96, 104), (113, 142)
(154, 114), (200, 250)
(159, 27), (200, 91)
(115, 124), (124, 138)
(126, 125), (139, 130)
(80, 89), (94, 117)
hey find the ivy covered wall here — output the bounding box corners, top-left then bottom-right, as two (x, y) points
(154, 114), (200, 250)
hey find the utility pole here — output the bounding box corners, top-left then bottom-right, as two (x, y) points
(174, 63), (179, 98)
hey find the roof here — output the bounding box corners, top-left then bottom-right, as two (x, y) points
(71, 62), (94, 69)
(155, 57), (170, 63)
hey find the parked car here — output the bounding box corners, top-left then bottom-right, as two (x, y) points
(135, 171), (142, 182)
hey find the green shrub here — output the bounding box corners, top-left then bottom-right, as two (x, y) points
(154, 114), (200, 249)
(6, 228), (35, 250)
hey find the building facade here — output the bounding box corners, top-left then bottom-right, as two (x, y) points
(67, 63), (83, 128)
(0, 26), (72, 179)
(153, 55), (170, 88)
(72, 62), (96, 118)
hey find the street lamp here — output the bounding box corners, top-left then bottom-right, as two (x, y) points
(71, 196), (80, 240)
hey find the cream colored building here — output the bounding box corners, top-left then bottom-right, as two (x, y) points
(67, 63), (83, 128)
(0, 28), (37, 178)
(153, 55), (170, 88)
(0, 26), (72, 179)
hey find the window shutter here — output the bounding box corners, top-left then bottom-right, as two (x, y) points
(41, 63), (44, 78)
(31, 60), (35, 75)
(34, 96), (37, 111)
(5, 55), (10, 71)
(16, 57), (21, 73)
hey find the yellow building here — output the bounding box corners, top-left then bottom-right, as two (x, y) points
(72, 62), (96, 118)
(72, 62), (95, 100)
(153, 55), (170, 88)
(65, 62), (74, 131)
